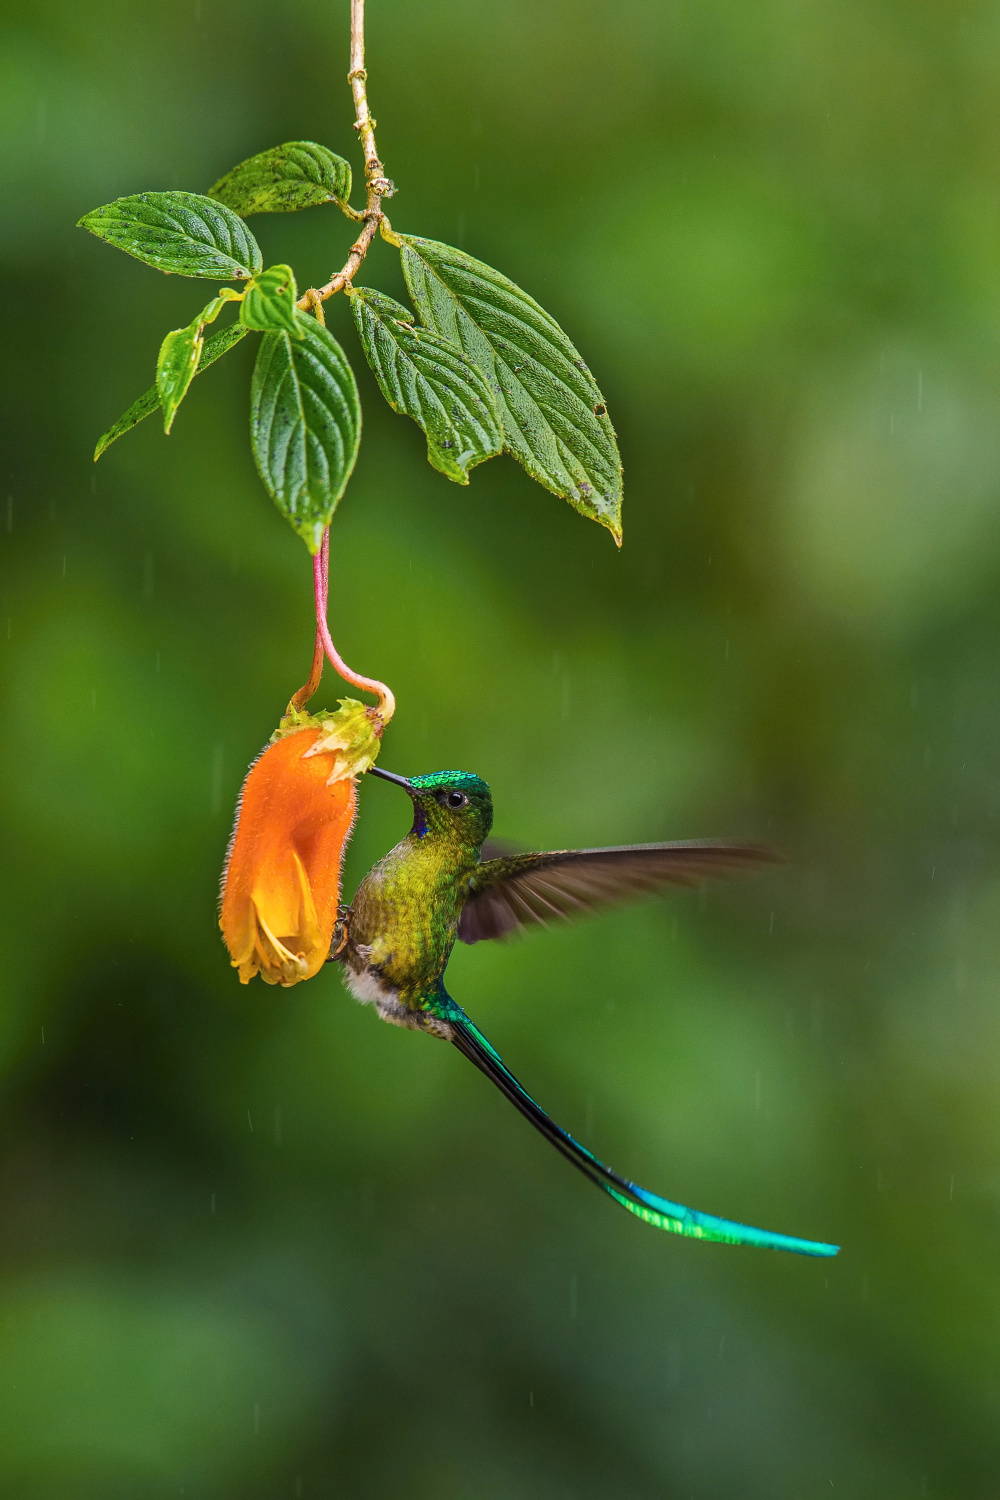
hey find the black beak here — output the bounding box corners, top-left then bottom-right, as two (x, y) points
(367, 765), (416, 795)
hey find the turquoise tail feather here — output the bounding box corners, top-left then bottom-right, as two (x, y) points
(445, 1001), (838, 1257)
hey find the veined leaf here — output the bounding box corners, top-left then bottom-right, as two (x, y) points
(94, 323), (248, 460)
(79, 192), (262, 279)
(240, 264), (303, 337)
(350, 287), (502, 484)
(157, 292), (236, 432)
(208, 142), (352, 216)
(398, 234), (623, 542)
(250, 318), (361, 552)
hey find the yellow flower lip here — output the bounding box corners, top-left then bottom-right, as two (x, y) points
(254, 914), (311, 983)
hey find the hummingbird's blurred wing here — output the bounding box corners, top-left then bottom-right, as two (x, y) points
(458, 842), (782, 944)
(444, 1000), (837, 1256)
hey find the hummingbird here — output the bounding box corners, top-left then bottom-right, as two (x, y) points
(334, 765), (838, 1258)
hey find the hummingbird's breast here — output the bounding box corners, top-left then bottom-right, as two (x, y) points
(340, 832), (474, 1035)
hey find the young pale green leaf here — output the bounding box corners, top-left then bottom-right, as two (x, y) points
(397, 234), (623, 543)
(95, 324), (248, 460)
(240, 264), (303, 337)
(207, 142), (352, 216)
(350, 287), (502, 484)
(157, 323), (202, 434)
(156, 293), (234, 432)
(250, 318), (361, 552)
(79, 192), (262, 279)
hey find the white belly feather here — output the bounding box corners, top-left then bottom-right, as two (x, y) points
(341, 960), (452, 1037)
(342, 963), (393, 1008)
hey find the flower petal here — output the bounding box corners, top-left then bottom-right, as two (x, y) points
(220, 699), (380, 986)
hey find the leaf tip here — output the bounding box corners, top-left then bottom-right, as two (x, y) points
(598, 509), (623, 547)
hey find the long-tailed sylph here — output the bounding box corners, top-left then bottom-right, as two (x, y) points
(333, 765), (838, 1257)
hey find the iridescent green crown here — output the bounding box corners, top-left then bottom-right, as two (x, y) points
(409, 770), (491, 798)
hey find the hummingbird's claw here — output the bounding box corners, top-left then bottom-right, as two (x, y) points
(328, 912), (350, 961)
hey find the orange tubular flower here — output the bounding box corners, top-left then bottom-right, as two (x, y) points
(220, 699), (381, 987)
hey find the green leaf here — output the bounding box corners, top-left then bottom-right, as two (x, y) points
(397, 234), (623, 543)
(79, 192), (262, 279)
(157, 293), (235, 432)
(350, 287), (502, 484)
(94, 323), (248, 460)
(240, 264), (303, 337)
(207, 142), (352, 216)
(157, 323), (202, 434)
(250, 318), (362, 552)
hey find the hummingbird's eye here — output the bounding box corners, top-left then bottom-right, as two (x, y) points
(440, 790), (468, 809)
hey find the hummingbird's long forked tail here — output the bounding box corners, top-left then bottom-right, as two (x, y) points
(447, 1007), (838, 1257)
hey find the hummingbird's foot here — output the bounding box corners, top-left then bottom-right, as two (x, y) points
(329, 917), (349, 960)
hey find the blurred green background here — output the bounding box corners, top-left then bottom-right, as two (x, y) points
(3, 0), (1000, 1493)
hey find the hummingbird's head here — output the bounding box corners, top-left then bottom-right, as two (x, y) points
(368, 766), (494, 846)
